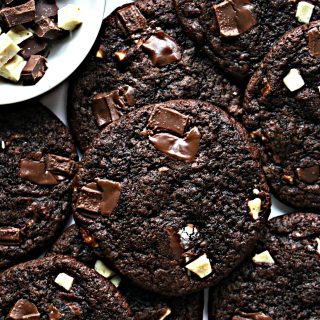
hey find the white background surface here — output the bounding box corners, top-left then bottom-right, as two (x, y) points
(39, 1), (293, 318)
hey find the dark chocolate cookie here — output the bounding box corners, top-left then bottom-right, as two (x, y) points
(209, 212), (320, 319)
(174, 0), (320, 80)
(243, 22), (320, 209)
(72, 99), (271, 296)
(48, 224), (204, 320)
(0, 255), (132, 319)
(0, 102), (77, 269)
(67, 0), (241, 152)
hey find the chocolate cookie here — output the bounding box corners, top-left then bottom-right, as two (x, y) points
(72, 99), (271, 296)
(67, 0), (241, 152)
(243, 22), (320, 209)
(209, 212), (320, 319)
(0, 102), (77, 269)
(48, 224), (204, 320)
(0, 255), (132, 319)
(174, 0), (320, 80)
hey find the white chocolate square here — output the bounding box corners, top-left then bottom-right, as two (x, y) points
(0, 33), (20, 67)
(186, 254), (212, 278)
(252, 250), (275, 265)
(0, 55), (26, 82)
(296, 1), (314, 24)
(283, 68), (305, 92)
(110, 275), (121, 288)
(248, 198), (262, 220)
(54, 273), (74, 291)
(7, 25), (33, 45)
(58, 4), (82, 31)
(94, 260), (115, 279)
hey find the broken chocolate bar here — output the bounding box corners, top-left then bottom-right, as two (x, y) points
(21, 54), (47, 85)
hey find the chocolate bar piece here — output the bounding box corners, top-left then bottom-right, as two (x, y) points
(35, 0), (58, 21)
(21, 54), (47, 85)
(34, 16), (63, 39)
(19, 36), (48, 59)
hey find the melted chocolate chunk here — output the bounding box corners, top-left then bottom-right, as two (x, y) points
(233, 311), (272, 320)
(45, 154), (76, 176)
(165, 226), (184, 260)
(6, 299), (40, 320)
(48, 305), (61, 320)
(21, 55), (48, 86)
(0, 0), (35, 27)
(20, 37), (48, 60)
(142, 31), (182, 67)
(149, 127), (201, 162)
(296, 165), (319, 184)
(0, 227), (20, 244)
(213, 0), (257, 37)
(34, 17), (62, 39)
(308, 27), (320, 58)
(35, 0), (58, 21)
(20, 159), (58, 185)
(117, 4), (147, 34)
(148, 107), (189, 136)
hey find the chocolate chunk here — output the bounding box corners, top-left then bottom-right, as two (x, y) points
(48, 305), (61, 320)
(19, 37), (48, 59)
(6, 299), (40, 320)
(308, 27), (320, 58)
(45, 154), (76, 176)
(34, 16), (63, 39)
(233, 311), (272, 320)
(165, 226), (184, 260)
(35, 0), (58, 20)
(213, 0), (257, 37)
(96, 179), (121, 216)
(296, 165), (319, 184)
(148, 106), (189, 136)
(149, 127), (201, 162)
(0, 0), (35, 27)
(117, 4), (147, 34)
(76, 184), (102, 214)
(142, 31), (182, 67)
(0, 227), (20, 244)
(21, 55), (47, 85)
(20, 159), (58, 185)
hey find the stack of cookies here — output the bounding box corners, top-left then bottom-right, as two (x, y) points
(0, 0), (319, 319)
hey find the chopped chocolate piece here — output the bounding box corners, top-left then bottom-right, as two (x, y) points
(0, 0), (35, 27)
(34, 16), (63, 39)
(19, 37), (48, 59)
(117, 4), (147, 34)
(148, 106), (189, 136)
(57, 4), (82, 31)
(165, 226), (184, 260)
(308, 27), (320, 58)
(35, 0), (58, 20)
(96, 44), (106, 59)
(296, 165), (319, 184)
(213, 0), (257, 37)
(96, 179), (121, 216)
(21, 54), (47, 85)
(76, 184), (102, 214)
(48, 305), (61, 320)
(45, 154), (76, 176)
(142, 31), (182, 67)
(149, 127), (201, 162)
(6, 299), (40, 320)
(0, 227), (20, 244)
(20, 159), (58, 185)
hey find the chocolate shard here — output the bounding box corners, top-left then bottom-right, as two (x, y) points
(34, 16), (63, 39)
(117, 4), (147, 34)
(296, 165), (319, 184)
(45, 154), (76, 176)
(6, 299), (40, 320)
(232, 310), (272, 320)
(148, 106), (189, 136)
(149, 127), (201, 162)
(213, 0), (256, 37)
(308, 27), (320, 58)
(165, 226), (184, 260)
(76, 184), (102, 214)
(0, 227), (20, 244)
(142, 31), (182, 67)
(35, 0), (58, 20)
(20, 159), (58, 185)
(21, 54), (47, 85)
(0, 0), (35, 27)
(19, 37), (48, 59)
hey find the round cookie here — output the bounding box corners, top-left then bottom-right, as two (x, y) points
(0, 256), (132, 319)
(67, 0), (241, 152)
(210, 212), (320, 319)
(48, 224), (204, 320)
(0, 102), (77, 269)
(174, 0), (320, 80)
(243, 22), (320, 209)
(72, 99), (271, 296)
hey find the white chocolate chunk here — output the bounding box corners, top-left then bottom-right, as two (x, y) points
(296, 1), (314, 24)
(253, 250), (275, 265)
(7, 25), (33, 45)
(0, 33), (20, 67)
(1, 141), (5, 150)
(110, 275), (121, 287)
(178, 224), (198, 248)
(248, 198), (262, 220)
(159, 308), (172, 320)
(54, 273), (74, 291)
(58, 4), (82, 31)
(283, 69), (305, 92)
(253, 188), (260, 195)
(316, 238), (320, 254)
(0, 55), (26, 82)
(94, 260), (116, 279)
(186, 254), (212, 278)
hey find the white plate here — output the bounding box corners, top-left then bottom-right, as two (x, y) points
(0, 0), (106, 105)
